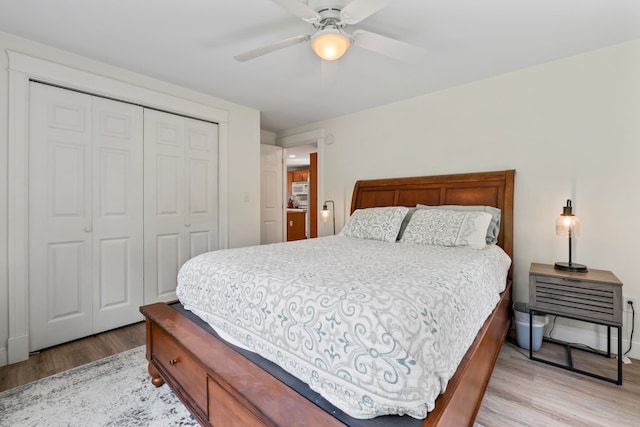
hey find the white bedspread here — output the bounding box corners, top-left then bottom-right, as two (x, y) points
(176, 236), (511, 419)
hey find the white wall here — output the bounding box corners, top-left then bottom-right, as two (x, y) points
(0, 32), (261, 365)
(281, 39), (640, 359)
(261, 130), (277, 146)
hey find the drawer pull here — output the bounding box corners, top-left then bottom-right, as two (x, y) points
(169, 358), (178, 367)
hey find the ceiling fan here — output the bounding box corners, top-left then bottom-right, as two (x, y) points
(234, 0), (426, 66)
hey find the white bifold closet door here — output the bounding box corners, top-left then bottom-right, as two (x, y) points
(143, 109), (219, 303)
(29, 83), (144, 351)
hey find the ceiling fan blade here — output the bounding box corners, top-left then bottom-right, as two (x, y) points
(340, 0), (395, 24)
(271, 0), (320, 23)
(321, 59), (338, 87)
(234, 35), (310, 62)
(351, 30), (425, 63)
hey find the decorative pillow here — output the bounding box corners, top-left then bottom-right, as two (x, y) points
(399, 209), (492, 249)
(340, 206), (410, 243)
(416, 204), (501, 244)
(396, 207), (417, 241)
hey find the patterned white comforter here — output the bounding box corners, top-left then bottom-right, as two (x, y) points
(176, 236), (511, 420)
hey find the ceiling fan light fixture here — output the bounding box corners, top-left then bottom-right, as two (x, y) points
(311, 28), (350, 61)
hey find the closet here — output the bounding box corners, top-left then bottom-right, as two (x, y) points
(28, 83), (218, 351)
(143, 109), (219, 304)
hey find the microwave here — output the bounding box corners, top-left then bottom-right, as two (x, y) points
(292, 181), (308, 195)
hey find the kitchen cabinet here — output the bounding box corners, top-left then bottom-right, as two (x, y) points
(287, 211), (306, 241)
(293, 169), (309, 182)
(287, 171), (294, 195)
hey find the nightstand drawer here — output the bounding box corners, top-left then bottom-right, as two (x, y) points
(529, 263), (623, 326)
(531, 276), (618, 323)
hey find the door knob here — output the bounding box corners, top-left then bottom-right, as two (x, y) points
(84, 226), (92, 232)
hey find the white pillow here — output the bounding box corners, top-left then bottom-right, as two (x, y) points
(416, 204), (501, 245)
(399, 209), (492, 249)
(340, 206), (409, 243)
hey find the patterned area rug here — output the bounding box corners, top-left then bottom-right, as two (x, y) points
(0, 346), (486, 427)
(0, 346), (197, 427)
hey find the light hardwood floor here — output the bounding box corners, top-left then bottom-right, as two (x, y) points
(477, 337), (639, 427)
(1, 325), (638, 426)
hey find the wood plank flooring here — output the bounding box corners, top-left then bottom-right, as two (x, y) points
(0, 322), (145, 392)
(477, 338), (639, 426)
(1, 324), (638, 426)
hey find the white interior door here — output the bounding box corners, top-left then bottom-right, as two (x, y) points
(144, 109), (185, 303)
(91, 97), (144, 332)
(29, 83), (94, 351)
(144, 110), (219, 303)
(29, 84), (145, 350)
(184, 117), (219, 258)
(260, 145), (283, 244)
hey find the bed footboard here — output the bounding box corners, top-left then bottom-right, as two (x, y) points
(140, 280), (511, 427)
(141, 302), (344, 427)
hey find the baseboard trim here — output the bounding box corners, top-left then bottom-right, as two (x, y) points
(0, 347), (7, 367)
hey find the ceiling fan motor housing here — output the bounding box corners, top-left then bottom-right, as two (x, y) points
(309, 0), (350, 16)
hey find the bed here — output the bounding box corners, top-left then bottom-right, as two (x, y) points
(140, 169), (515, 427)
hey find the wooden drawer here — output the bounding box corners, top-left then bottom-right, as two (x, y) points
(151, 325), (208, 414)
(208, 375), (272, 427)
(529, 264), (622, 326)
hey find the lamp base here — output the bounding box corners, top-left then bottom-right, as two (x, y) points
(554, 262), (588, 273)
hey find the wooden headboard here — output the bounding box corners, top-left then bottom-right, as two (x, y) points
(350, 170), (515, 271)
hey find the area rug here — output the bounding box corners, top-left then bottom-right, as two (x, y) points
(0, 346), (197, 427)
(0, 346), (486, 427)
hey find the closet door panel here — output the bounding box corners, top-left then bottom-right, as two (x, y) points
(144, 110), (186, 302)
(189, 231), (210, 258)
(185, 118), (219, 259)
(156, 154), (181, 215)
(157, 233), (182, 296)
(47, 241), (87, 318)
(92, 97), (144, 332)
(98, 238), (128, 306)
(144, 112), (219, 303)
(29, 83), (93, 351)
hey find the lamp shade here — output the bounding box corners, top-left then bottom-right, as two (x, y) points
(321, 200), (336, 235)
(554, 199), (587, 272)
(311, 29), (350, 61)
(555, 199), (580, 237)
(321, 204), (332, 222)
(555, 214), (580, 237)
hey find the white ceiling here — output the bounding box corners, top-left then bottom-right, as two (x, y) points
(1, 0), (639, 133)
(285, 143), (317, 167)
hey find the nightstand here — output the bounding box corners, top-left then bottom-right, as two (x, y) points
(528, 262), (623, 384)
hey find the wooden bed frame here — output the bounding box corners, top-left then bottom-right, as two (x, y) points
(140, 169), (515, 427)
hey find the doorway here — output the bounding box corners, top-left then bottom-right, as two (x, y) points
(284, 143), (317, 241)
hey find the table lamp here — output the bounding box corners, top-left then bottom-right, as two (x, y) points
(321, 200), (335, 235)
(554, 199), (587, 272)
